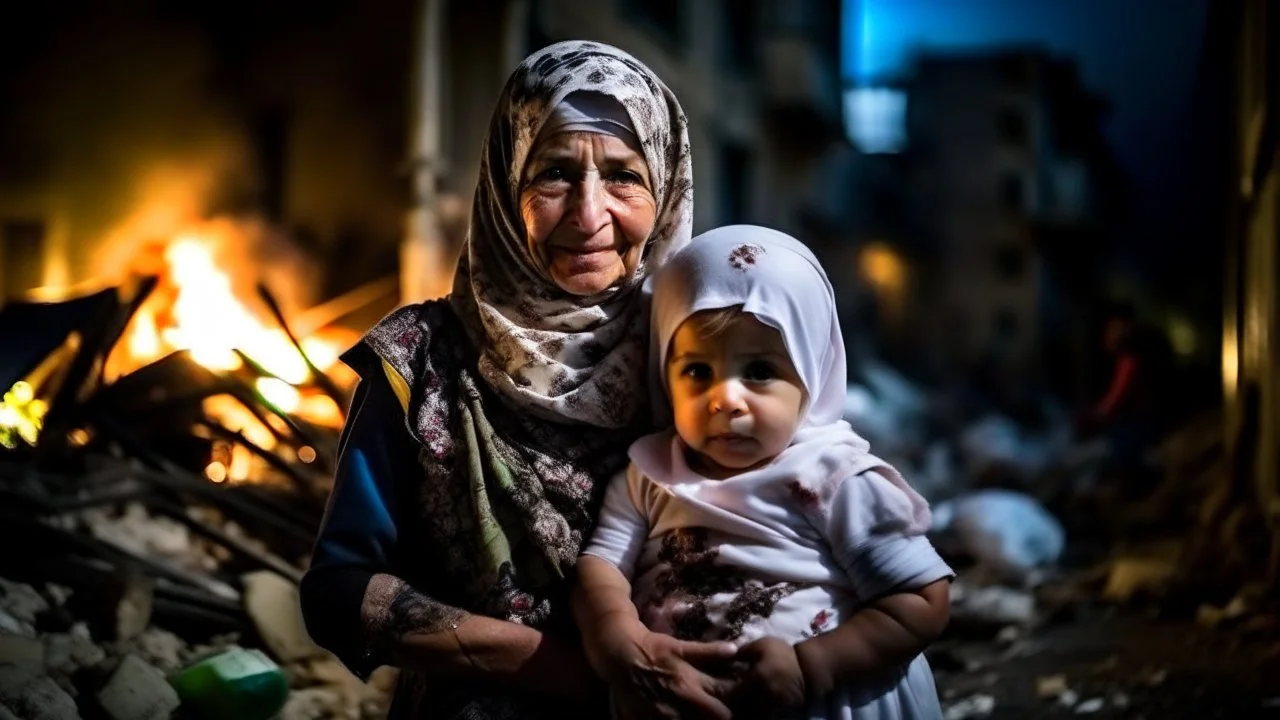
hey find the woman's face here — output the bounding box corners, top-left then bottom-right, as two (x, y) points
(520, 131), (657, 296)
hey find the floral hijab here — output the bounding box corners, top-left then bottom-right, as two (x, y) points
(450, 39), (695, 429)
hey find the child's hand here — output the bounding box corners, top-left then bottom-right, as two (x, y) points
(726, 636), (807, 717)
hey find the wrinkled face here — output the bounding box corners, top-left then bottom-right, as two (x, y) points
(520, 131), (657, 296)
(666, 311), (807, 478)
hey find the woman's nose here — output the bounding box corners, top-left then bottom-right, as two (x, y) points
(567, 171), (609, 232)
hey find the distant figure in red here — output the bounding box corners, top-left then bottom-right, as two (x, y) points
(1082, 303), (1172, 490)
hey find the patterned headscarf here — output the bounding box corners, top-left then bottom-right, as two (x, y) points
(449, 40), (694, 429)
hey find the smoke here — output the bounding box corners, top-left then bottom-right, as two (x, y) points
(13, 8), (324, 317)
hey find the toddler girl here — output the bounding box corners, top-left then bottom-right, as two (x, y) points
(576, 225), (953, 719)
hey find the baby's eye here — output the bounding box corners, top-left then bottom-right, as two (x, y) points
(743, 361), (777, 382)
(680, 362), (712, 382)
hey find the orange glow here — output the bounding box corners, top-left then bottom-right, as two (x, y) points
(205, 462), (228, 483)
(858, 241), (907, 295)
(106, 227), (346, 440)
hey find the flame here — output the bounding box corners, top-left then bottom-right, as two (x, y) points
(0, 381), (47, 449)
(134, 235), (340, 385)
(110, 229), (348, 462)
(10, 157), (352, 484)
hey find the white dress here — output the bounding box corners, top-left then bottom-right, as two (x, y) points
(583, 431), (954, 720)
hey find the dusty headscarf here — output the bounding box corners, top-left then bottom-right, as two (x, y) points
(450, 40), (694, 429)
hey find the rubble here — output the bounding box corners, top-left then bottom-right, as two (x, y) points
(1101, 554), (1178, 603)
(932, 489), (1065, 586)
(44, 623), (107, 694)
(242, 570), (323, 664)
(121, 628), (187, 673)
(949, 580), (1037, 628)
(957, 411), (1072, 484)
(281, 686), (344, 720)
(1074, 696), (1103, 713)
(0, 562), (391, 719)
(0, 578), (49, 635)
(0, 441), (393, 720)
(83, 503), (194, 565)
(0, 663), (81, 720)
(95, 654), (180, 720)
(942, 693), (995, 719)
(0, 272), (391, 716)
(0, 635), (44, 668)
(1036, 673), (1069, 699)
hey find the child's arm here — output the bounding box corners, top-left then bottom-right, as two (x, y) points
(794, 579), (951, 697)
(724, 580), (950, 714)
(791, 467), (954, 699)
(574, 466), (652, 677)
(574, 469), (739, 718)
(573, 555), (650, 676)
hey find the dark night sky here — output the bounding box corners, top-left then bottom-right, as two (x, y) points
(843, 0), (1215, 280)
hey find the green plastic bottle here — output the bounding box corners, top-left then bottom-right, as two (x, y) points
(168, 646), (289, 720)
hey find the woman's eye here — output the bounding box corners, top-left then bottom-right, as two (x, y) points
(743, 361), (777, 382)
(536, 167), (569, 183)
(607, 170), (643, 185)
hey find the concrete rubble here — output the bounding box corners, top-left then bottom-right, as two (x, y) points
(95, 654), (181, 720)
(0, 496), (393, 720)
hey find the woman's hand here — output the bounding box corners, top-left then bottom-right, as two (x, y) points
(574, 556), (739, 718)
(601, 628), (739, 720)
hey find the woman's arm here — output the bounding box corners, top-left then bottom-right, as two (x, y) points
(380, 575), (597, 697)
(300, 374), (596, 701)
(794, 579), (951, 697)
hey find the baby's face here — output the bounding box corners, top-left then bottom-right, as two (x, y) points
(666, 311), (806, 478)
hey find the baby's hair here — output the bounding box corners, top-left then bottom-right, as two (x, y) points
(663, 305), (747, 369)
(687, 304), (747, 340)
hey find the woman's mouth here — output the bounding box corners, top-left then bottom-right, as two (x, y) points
(552, 246), (616, 272)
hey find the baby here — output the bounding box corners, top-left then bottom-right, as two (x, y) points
(576, 225), (953, 719)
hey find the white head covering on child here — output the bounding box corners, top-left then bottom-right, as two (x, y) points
(649, 225), (846, 429)
(632, 225), (930, 528)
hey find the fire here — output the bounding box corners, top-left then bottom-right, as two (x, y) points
(4, 210), (356, 484)
(108, 229), (349, 473)
(0, 381), (47, 449)
(125, 236), (340, 386)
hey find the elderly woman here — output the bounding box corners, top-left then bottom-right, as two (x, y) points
(301, 41), (736, 719)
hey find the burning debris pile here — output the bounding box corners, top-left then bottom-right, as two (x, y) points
(0, 232), (398, 719)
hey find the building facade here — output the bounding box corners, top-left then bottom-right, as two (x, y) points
(869, 49), (1117, 388)
(1216, 0), (1279, 567)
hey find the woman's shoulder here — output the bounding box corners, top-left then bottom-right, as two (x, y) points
(341, 298), (469, 388)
